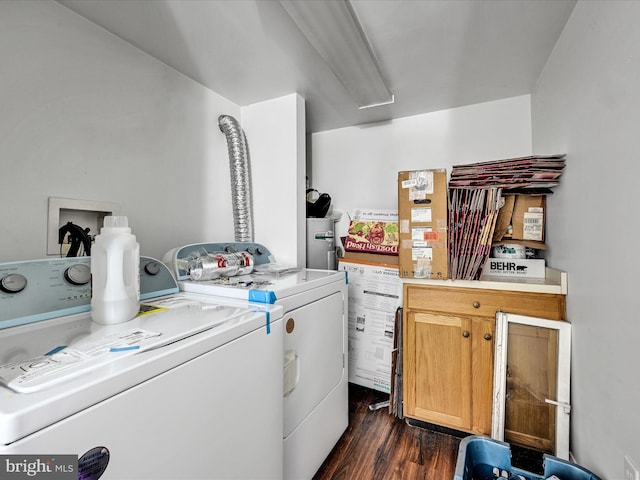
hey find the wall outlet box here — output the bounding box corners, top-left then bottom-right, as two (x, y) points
(625, 455), (640, 480)
(47, 197), (121, 256)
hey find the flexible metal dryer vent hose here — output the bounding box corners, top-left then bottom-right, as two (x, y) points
(218, 114), (254, 242)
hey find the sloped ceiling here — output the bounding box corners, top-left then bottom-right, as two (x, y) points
(58, 0), (577, 133)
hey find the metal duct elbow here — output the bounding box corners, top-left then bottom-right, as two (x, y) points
(218, 114), (254, 242)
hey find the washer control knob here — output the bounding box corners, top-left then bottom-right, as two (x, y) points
(144, 262), (161, 276)
(64, 264), (91, 285)
(256, 247), (264, 255)
(0, 274), (27, 293)
(246, 247), (255, 255)
(224, 245), (237, 253)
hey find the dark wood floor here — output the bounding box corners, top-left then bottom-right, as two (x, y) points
(313, 383), (545, 480)
(312, 384), (461, 480)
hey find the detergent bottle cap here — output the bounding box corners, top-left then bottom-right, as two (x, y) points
(103, 216), (129, 229)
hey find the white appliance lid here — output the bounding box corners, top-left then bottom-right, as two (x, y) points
(179, 268), (346, 303)
(0, 294), (282, 445)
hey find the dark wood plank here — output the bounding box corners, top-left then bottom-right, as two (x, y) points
(313, 383), (545, 479)
(313, 384), (461, 480)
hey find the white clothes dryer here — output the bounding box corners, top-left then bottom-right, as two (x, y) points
(0, 256), (283, 480)
(164, 242), (349, 480)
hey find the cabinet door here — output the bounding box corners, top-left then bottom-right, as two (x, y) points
(505, 323), (558, 452)
(405, 311), (472, 430)
(492, 312), (571, 460)
(471, 317), (495, 434)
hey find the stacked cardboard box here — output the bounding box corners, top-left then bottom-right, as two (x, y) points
(397, 169), (448, 280)
(448, 154), (566, 280)
(448, 187), (502, 280)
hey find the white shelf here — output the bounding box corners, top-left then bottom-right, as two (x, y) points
(402, 268), (567, 295)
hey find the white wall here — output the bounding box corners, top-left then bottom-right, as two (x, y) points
(532, 1), (640, 477)
(242, 94), (306, 267)
(309, 95), (532, 237)
(0, 1), (303, 264)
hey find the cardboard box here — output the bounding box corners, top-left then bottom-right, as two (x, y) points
(338, 259), (402, 393)
(397, 169), (448, 279)
(342, 250), (399, 266)
(340, 237), (399, 266)
(494, 194), (546, 242)
(481, 257), (546, 279)
(344, 220), (399, 255)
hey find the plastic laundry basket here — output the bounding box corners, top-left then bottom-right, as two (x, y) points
(454, 436), (602, 480)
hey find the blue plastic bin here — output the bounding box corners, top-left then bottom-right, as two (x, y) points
(454, 436), (602, 480)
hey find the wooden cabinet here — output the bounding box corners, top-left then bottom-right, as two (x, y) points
(403, 282), (566, 437)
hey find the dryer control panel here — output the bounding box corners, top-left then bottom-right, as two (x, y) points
(164, 242), (276, 280)
(0, 257), (178, 330)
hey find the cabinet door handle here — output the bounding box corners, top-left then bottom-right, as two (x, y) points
(472, 301), (480, 308)
(462, 330), (470, 338)
(484, 333), (492, 341)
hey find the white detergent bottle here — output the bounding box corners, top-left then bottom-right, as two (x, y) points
(91, 215), (140, 325)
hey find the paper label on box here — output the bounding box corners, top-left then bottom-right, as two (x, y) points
(411, 247), (433, 260)
(411, 207), (432, 223)
(411, 227), (432, 241)
(424, 230), (441, 241)
(412, 227), (441, 245)
(523, 212), (544, 241)
(350, 208), (398, 222)
(404, 171), (434, 200)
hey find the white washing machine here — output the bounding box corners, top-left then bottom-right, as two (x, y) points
(0, 256), (283, 480)
(164, 242), (349, 480)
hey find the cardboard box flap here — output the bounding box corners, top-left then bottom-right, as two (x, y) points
(492, 194), (546, 242)
(493, 195), (516, 242)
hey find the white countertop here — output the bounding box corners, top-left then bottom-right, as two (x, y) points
(402, 268), (567, 295)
